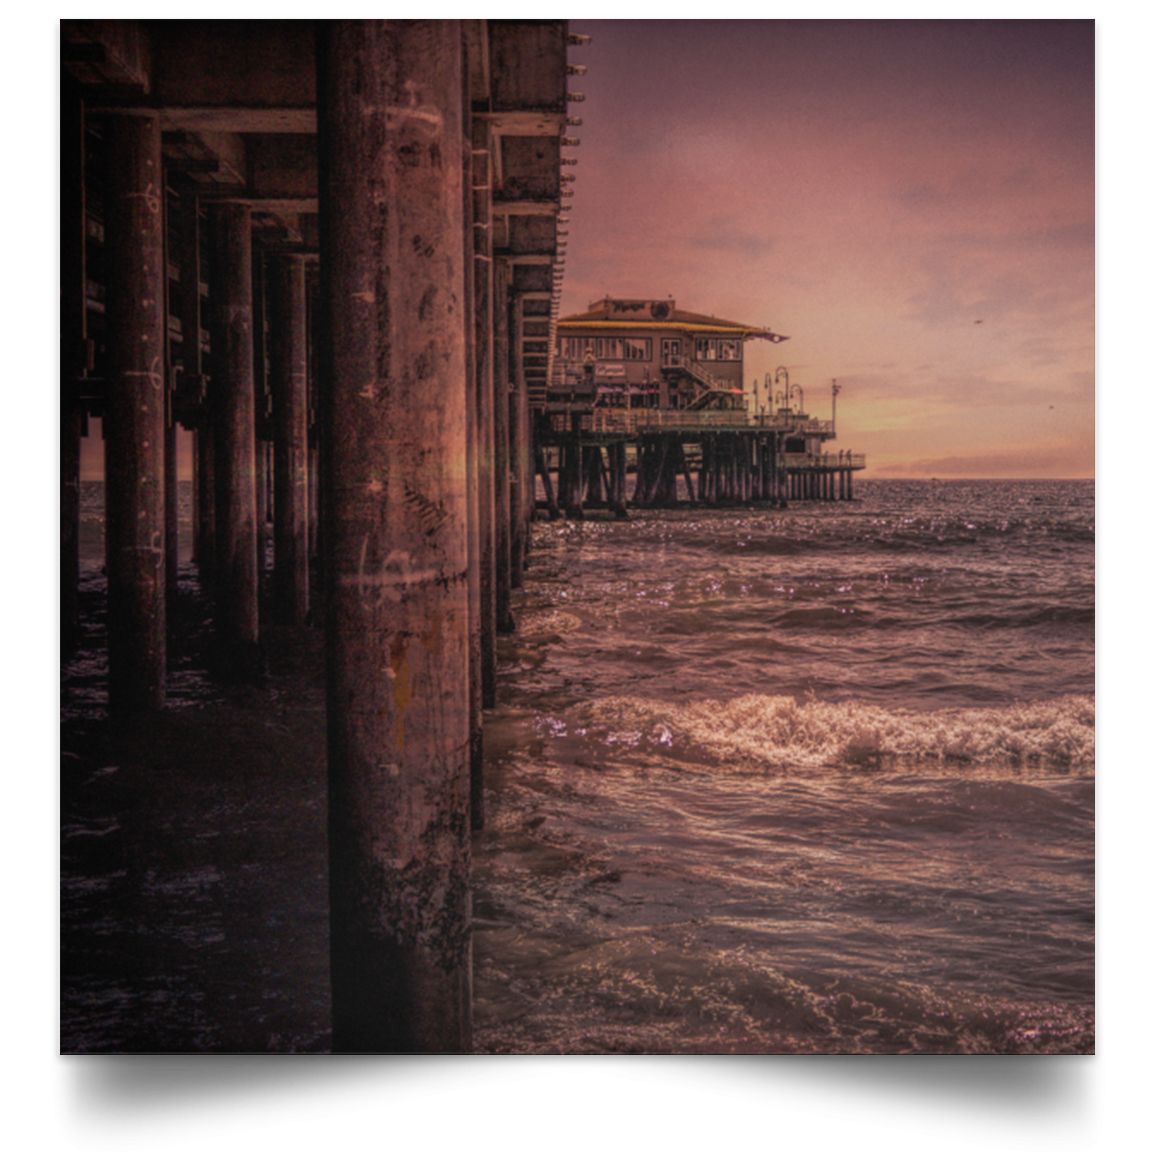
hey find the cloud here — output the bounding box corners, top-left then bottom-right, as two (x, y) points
(688, 219), (775, 261)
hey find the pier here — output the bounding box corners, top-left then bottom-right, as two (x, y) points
(541, 298), (865, 516)
(537, 407), (864, 516)
(60, 19), (864, 1054)
(61, 17), (584, 1054)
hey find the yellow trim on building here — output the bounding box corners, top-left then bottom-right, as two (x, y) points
(557, 320), (766, 337)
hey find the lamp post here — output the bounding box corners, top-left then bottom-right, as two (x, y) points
(790, 383), (804, 416)
(774, 365), (790, 405)
(832, 378), (841, 434)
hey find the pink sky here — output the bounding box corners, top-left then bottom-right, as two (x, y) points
(560, 19), (1094, 477)
(75, 18), (1095, 483)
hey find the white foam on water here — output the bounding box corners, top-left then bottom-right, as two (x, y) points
(578, 693), (1095, 771)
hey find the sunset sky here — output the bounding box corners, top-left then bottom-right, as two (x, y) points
(68, 17), (1096, 483)
(559, 19), (1095, 478)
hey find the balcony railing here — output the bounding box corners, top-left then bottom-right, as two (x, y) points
(782, 452), (866, 470)
(543, 407), (860, 453)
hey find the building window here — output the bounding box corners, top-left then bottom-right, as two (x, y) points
(694, 337), (743, 362)
(560, 335), (654, 361)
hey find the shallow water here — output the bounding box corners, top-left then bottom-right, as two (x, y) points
(62, 478), (1094, 1053)
(470, 480), (1094, 1053)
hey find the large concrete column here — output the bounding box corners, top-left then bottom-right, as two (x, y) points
(459, 81), (484, 834)
(509, 297), (531, 584)
(171, 188), (206, 571)
(472, 134), (497, 709)
(195, 420), (216, 586)
(103, 111), (167, 712)
(268, 253), (310, 625)
(209, 202), (259, 666)
(319, 19), (472, 1054)
(165, 399), (179, 599)
(61, 79), (85, 649)
(493, 259), (514, 633)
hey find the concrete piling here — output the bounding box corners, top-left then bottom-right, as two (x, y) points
(208, 202), (259, 670)
(61, 79), (85, 649)
(493, 260), (514, 633)
(319, 19), (473, 1053)
(471, 138), (498, 709)
(268, 254), (310, 626)
(103, 111), (167, 712)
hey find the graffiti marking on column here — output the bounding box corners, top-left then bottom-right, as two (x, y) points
(341, 538), (462, 605)
(121, 357), (164, 392)
(386, 82), (444, 134)
(123, 183), (161, 216)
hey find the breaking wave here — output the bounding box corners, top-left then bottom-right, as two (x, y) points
(571, 693), (1095, 771)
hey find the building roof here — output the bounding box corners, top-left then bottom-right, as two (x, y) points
(558, 297), (789, 342)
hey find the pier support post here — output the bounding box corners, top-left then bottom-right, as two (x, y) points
(615, 441), (630, 516)
(566, 415), (585, 518)
(536, 442), (560, 519)
(61, 79), (85, 649)
(103, 110), (167, 712)
(195, 421), (216, 587)
(472, 139), (498, 705)
(208, 202), (259, 668)
(493, 260), (514, 632)
(509, 306), (530, 581)
(701, 435), (714, 504)
(165, 399), (180, 600)
(319, 19), (472, 1053)
(268, 254), (310, 625)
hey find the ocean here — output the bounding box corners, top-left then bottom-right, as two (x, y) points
(62, 478), (1094, 1053)
(470, 478), (1094, 1053)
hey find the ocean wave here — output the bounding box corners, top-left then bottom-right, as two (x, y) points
(574, 693), (1095, 771)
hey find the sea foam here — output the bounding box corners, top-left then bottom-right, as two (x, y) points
(578, 693), (1095, 771)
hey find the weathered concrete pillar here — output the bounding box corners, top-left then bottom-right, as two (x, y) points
(61, 79), (85, 649)
(319, 19), (472, 1054)
(567, 414), (586, 517)
(310, 445), (321, 554)
(209, 202), (259, 666)
(255, 439), (269, 578)
(268, 254), (310, 625)
(169, 188), (213, 577)
(493, 259), (514, 633)
(459, 88), (484, 834)
(195, 420), (216, 585)
(61, 400), (83, 649)
(472, 135), (497, 709)
(508, 294), (533, 582)
(165, 403), (179, 599)
(509, 374), (527, 581)
(103, 111), (167, 712)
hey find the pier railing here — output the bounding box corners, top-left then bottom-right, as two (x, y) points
(608, 410), (753, 432)
(782, 452), (866, 470)
(544, 407), (839, 437)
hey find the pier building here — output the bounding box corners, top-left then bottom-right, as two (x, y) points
(538, 297), (865, 515)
